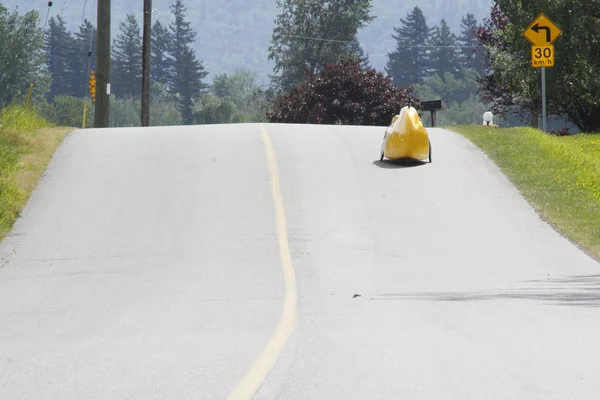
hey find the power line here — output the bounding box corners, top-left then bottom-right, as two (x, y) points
(282, 33), (475, 48)
(81, 0), (88, 25)
(34, 0), (55, 98)
(88, 6), (96, 57)
(60, 0), (69, 15)
(191, 17), (480, 50)
(386, 44), (474, 49)
(42, 0), (53, 32)
(280, 33), (352, 44)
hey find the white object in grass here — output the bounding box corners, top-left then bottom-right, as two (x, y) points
(483, 111), (494, 126)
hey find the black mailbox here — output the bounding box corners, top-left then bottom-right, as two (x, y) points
(420, 99), (444, 127)
(421, 100), (444, 111)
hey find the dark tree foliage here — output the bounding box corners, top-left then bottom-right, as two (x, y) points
(347, 38), (371, 70)
(428, 19), (461, 82)
(476, 1), (600, 132)
(150, 20), (172, 88)
(267, 59), (420, 125)
(112, 13), (142, 98)
(545, 0), (600, 132)
(268, 0), (374, 91)
(45, 16), (95, 99)
(176, 45), (208, 124)
(44, 15), (73, 99)
(385, 6), (434, 87)
(168, 0), (209, 124)
(474, 3), (518, 117)
(457, 13), (485, 74)
(70, 19), (97, 98)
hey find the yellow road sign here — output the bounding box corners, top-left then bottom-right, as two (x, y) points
(88, 70), (96, 103)
(531, 45), (555, 68)
(523, 13), (562, 46)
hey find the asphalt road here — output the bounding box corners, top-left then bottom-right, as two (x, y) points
(1, 123), (599, 399)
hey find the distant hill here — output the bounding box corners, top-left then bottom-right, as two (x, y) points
(10, 0), (493, 85)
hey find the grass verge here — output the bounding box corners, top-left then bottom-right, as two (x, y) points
(448, 125), (600, 261)
(0, 105), (71, 241)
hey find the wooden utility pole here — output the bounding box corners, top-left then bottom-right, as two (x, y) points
(141, 0), (152, 126)
(94, 0), (111, 128)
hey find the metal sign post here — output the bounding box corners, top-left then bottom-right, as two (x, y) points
(541, 67), (547, 132)
(420, 100), (444, 128)
(523, 13), (562, 132)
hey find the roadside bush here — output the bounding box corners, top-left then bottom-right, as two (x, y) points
(194, 95), (237, 124)
(39, 95), (91, 128)
(267, 59), (420, 125)
(109, 96), (141, 127)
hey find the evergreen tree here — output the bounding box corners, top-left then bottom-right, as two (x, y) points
(112, 13), (142, 98)
(268, 0), (374, 91)
(44, 15), (74, 99)
(428, 19), (460, 81)
(168, 0), (208, 124)
(385, 6), (434, 87)
(457, 13), (485, 74)
(151, 20), (172, 88)
(347, 38), (371, 70)
(177, 46), (208, 123)
(69, 19), (96, 98)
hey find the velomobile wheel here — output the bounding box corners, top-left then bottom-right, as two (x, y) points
(380, 151), (384, 161)
(428, 139), (432, 163)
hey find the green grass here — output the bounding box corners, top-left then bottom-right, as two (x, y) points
(449, 125), (600, 260)
(0, 105), (71, 241)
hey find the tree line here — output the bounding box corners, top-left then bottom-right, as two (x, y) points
(2, 0), (599, 131)
(267, 1), (491, 126)
(266, 0), (600, 131)
(43, 0), (207, 125)
(1, 0), (272, 128)
(0, 1), (493, 128)
(269, 2), (486, 90)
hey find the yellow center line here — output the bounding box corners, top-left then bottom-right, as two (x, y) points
(226, 124), (298, 400)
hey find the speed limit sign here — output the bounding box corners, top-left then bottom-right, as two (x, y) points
(531, 45), (555, 68)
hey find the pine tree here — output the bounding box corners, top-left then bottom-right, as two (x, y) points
(178, 46), (208, 123)
(69, 19), (96, 98)
(112, 13), (142, 98)
(44, 15), (74, 99)
(385, 6), (434, 87)
(151, 20), (172, 88)
(347, 38), (371, 70)
(457, 13), (485, 74)
(428, 19), (460, 81)
(168, 0), (208, 124)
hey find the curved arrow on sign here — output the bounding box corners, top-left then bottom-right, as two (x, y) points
(531, 23), (551, 42)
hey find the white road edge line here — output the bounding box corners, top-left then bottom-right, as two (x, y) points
(226, 124), (298, 400)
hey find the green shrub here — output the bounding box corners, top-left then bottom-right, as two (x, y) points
(0, 104), (50, 133)
(39, 96), (91, 128)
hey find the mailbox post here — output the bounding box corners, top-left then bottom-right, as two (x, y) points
(420, 100), (444, 127)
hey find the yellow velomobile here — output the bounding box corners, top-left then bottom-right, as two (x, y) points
(380, 104), (431, 163)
